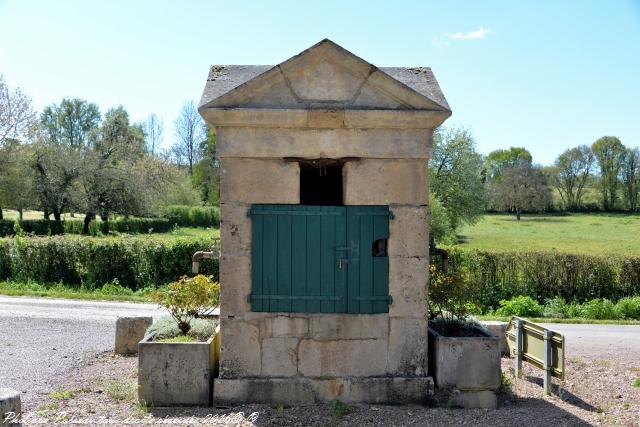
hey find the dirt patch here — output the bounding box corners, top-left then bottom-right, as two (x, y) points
(20, 353), (639, 426)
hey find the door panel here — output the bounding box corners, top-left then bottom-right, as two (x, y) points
(249, 204), (389, 313)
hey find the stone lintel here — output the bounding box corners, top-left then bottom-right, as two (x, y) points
(216, 127), (432, 160)
(201, 108), (449, 131)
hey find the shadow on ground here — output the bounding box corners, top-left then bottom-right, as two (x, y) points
(147, 395), (592, 426)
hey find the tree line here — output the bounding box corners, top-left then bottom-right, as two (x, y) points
(0, 75), (220, 230)
(429, 128), (638, 242)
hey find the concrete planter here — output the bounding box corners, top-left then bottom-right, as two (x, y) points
(138, 329), (220, 406)
(428, 325), (501, 409)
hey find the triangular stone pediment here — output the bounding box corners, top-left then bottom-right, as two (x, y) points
(202, 39), (449, 111)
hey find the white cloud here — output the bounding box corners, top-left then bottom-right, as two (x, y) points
(445, 27), (494, 40)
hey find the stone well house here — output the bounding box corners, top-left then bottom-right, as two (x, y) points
(198, 39), (451, 404)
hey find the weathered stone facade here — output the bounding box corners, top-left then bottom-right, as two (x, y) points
(199, 39), (451, 404)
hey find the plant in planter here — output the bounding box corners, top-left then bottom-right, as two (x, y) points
(138, 275), (220, 406)
(428, 263), (501, 409)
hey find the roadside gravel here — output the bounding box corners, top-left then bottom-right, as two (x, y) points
(0, 296), (162, 406)
(21, 354), (639, 426)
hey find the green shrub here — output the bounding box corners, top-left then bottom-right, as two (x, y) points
(98, 280), (134, 296)
(0, 236), (218, 290)
(0, 218), (172, 237)
(428, 262), (480, 322)
(543, 297), (569, 318)
(579, 298), (621, 320)
(566, 302), (583, 318)
(495, 296), (544, 317)
(151, 275), (220, 334)
(145, 315), (218, 341)
(445, 248), (640, 309)
(160, 205), (220, 228)
(614, 296), (640, 319)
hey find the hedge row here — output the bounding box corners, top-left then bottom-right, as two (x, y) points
(160, 205), (220, 228)
(0, 218), (173, 237)
(0, 236), (218, 290)
(445, 248), (640, 310)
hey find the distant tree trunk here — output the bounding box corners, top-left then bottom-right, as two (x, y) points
(53, 209), (62, 223)
(83, 212), (95, 235)
(516, 209), (521, 221)
(44, 209), (50, 220)
(0, 206), (3, 220)
(100, 211), (110, 234)
(18, 208), (23, 221)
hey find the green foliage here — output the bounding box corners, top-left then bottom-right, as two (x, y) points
(429, 126), (486, 234)
(191, 130), (220, 205)
(633, 378), (640, 388)
(98, 280), (133, 296)
(495, 296), (544, 317)
(160, 205), (220, 227)
(614, 296), (640, 319)
(543, 297), (570, 318)
(145, 315), (217, 342)
(592, 136), (626, 211)
(103, 380), (137, 402)
(428, 262), (479, 321)
(579, 298), (620, 320)
(48, 388), (75, 400)
(550, 145), (595, 211)
(445, 247), (640, 310)
(428, 194), (455, 243)
(485, 146), (533, 182)
(0, 236), (219, 290)
(0, 218), (172, 237)
(151, 275), (219, 335)
(493, 164), (552, 218)
(332, 400), (353, 417)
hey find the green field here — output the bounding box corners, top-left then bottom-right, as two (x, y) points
(457, 213), (640, 256)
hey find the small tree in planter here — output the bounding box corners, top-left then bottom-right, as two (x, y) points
(139, 275), (220, 406)
(151, 275), (220, 336)
(428, 263), (501, 409)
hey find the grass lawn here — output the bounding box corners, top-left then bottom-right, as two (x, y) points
(456, 213), (640, 256)
(0, 281), (153, 302)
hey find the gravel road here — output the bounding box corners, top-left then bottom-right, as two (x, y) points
(0, 296), (163, 405)
(540, 323), (640, 361)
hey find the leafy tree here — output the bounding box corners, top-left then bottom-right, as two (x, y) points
(621, 147), (640, 211)
(494, 164), (552, 220)
(191, 130), (220, 205)
(0, 140), (35, 219)
(32, 143), (82, 222)
(551, 145), (594, 211)
(40, 98), (100, 148)
(592, 136), (625, 211)
(429, 126), (486, 237)
(172, 101), (206, 174)
(0, 75), (37, 219)
(81, 106), (145, 232)
(142, 113), (164, 155)
(485, 147), (532, 182)
(428, 194), (454, 244)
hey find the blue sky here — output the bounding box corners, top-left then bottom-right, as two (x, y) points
(1, 0), (638, 164)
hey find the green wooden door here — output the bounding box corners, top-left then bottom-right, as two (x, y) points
(249, 204), (390, 313)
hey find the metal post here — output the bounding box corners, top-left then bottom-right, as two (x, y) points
(514, 319), (523, 378)
(543, 329), (552, 395)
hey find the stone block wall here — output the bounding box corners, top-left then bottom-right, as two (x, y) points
(216, 129), (430, 385)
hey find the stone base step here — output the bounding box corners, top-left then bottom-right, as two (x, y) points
(214, 376), (434, 405)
